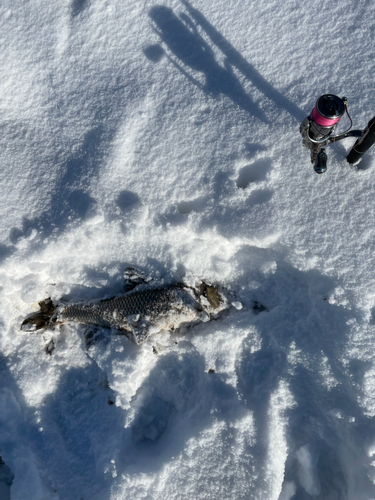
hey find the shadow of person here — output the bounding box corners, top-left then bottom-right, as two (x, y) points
(180, 0), (305, 123)
(148, 5), (269, 123)
(281, 363), (375, 499)
(35, 364), (124, 500)
(233, 254), (375, 499)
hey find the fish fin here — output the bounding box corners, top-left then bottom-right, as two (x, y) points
(123, 267), (152, 293)
(199, 282), (223, 309)
(21, 298), (56, 332)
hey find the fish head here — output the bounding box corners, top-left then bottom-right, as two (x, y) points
(20, 298), (55, 332)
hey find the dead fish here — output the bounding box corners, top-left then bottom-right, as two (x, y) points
(21, 282), (228, 344)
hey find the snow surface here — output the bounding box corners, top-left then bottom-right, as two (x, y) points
(1, 0), (375, 498)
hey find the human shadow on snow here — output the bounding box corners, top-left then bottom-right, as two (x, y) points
(34, 363), (124, 500)
(0, 353), (17, 500)
(233, 251), (375, 499)
(146, 1), (305, 124)
(61, 255), (375, 498)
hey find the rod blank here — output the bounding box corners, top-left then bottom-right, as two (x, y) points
(347, 116), (375, 164)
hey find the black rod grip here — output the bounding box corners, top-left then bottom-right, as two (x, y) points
(347, 116), (375, 164)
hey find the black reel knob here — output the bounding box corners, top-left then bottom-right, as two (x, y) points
(313, 149), (327, 174)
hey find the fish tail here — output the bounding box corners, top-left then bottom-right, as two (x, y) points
(21, 298), (56, 332)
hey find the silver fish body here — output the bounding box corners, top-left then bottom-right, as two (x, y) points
(59, 284), (208, 344)
(21, 282), (228, 344)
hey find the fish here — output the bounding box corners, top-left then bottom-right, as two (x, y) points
(20, 281), (228, 345)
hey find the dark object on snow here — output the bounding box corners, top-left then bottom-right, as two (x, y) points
(21, 281), (228, 345)
(313, 149), (327, 175)
(199, 282), (223, 309)
(300, 94), (374, 173)
(252, 301), (267, 315)
(0, 456), (14, 500)
(44, 339), (55, 355)
(23, 298), (55, 331)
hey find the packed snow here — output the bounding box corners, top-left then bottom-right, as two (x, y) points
(1, 0), (375, 498)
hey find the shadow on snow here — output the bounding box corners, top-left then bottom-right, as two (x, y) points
(233, 249), (375, 499)
(145, 1), (305, 124)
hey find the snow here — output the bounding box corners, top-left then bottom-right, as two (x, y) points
(1, 0), (375, 498)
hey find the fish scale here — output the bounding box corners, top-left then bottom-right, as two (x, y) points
(60, 285), (189, 330)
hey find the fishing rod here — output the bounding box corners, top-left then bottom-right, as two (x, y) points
(300, 94), (375, 174)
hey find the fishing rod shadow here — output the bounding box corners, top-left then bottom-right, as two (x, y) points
(145, 5), (269, 123)
(356, 152), (373, 171)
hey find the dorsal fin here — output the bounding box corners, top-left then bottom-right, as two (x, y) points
(123, 267), (151, 293)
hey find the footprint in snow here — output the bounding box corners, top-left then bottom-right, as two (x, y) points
(236, 159), (271, 189)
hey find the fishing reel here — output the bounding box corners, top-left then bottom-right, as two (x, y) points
(300, 94), (375, 174)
